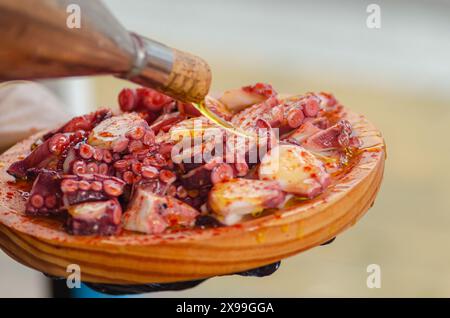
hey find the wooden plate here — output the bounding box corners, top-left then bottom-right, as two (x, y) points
(0, 108), (385, 284)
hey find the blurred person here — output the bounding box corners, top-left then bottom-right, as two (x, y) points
(0, 82), (70, 152)
(0, 81), (118, 298)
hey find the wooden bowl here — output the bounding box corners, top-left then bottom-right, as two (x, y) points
(0, 108), (385, 284)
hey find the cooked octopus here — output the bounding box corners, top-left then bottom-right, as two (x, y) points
(7, 83), (360, 235)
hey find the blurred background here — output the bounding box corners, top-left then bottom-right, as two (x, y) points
(1, 0), (450, 297)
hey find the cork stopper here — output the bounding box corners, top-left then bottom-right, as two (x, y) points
(162, 49), (212, 103)
(124, 34), (211, 103)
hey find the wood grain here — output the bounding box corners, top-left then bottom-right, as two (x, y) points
(0, 108), (385, 284)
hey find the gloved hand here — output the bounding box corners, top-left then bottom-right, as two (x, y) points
(48, 237), (336, 296)
(64, 261), (281, 296)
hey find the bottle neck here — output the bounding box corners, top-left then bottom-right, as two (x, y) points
(121, 33), (211, 103)
(0, 0), (211, 103)
(122, 33), (173, 90)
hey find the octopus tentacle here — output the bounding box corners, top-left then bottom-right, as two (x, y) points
(61, 174), (125, 206)
(66, 199), (122, 236)
(123, 186), (199, 234)
(8, 133), (72, 178)
(301, 119), (353, 151)
(26, 170), (64, 216)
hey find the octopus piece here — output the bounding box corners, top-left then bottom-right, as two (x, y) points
(168, 116), (219, 141)
(180, 165), (214, 189)
(26, 170), (64, 216)
(62, 142), (114, 176)
(176, 95), (233, 120)
(8, 133), (73, 178)
(230, 96), (280, 130)
(180, 186), (210, 210)
(208, 178), (285, 225)
(301, 119), (354, 152)
(150, 112), (187, 135)
(167, 117), (226, 167)
(88, 112), (154, 153)
(210, 163), (235, 184)
(66, 199), (122, 236)
(180, 161), (236, 190)
(231, 93), (327, 137)
(112, 149), (175, 188)
(283, 91), (339, 110)
(276, 94), (322, 134)
(123, 187), (199, 234)
(61, 174), (125, 206)
(128, 178), (192, 208)
(203, 95), (233, 121)
(280, 93), (322, 116)
(316, 92), (339, 109)
(167, 116), (270, 182)
(219, 83), (276, 113)
(259, 144), (330, 198)
(177, 102), (202, 117)
(242, 82), (277, 97)
(131, 178), (172, 197)
(118, 87), (172, 112)
(43, 108), (111, 140)
(168, 115), (271, 170)
(118, 87), (175, 123)
(118, 87), (184, 125)
(282, 121), (322, 144)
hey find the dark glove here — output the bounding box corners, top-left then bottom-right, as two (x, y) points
(48, 237), (335, 296)
(84, 261), (282, 295)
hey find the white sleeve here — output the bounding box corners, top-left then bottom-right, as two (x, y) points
(0, 82), (71, 151)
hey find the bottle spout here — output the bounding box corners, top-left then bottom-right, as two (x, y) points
(121, 33), (212, 103)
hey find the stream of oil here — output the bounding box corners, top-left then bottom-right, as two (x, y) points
(191, 102), (254, 138)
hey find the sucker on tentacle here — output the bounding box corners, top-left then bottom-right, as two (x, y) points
(8, 133), (73, 178)
(61, 173), (125, 206)
(26, 170), (64, 216)
(66, 199), (122, 236)
(123, 186), (199, 234)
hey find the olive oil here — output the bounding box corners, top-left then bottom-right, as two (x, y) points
(191, 102), (254, 138)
